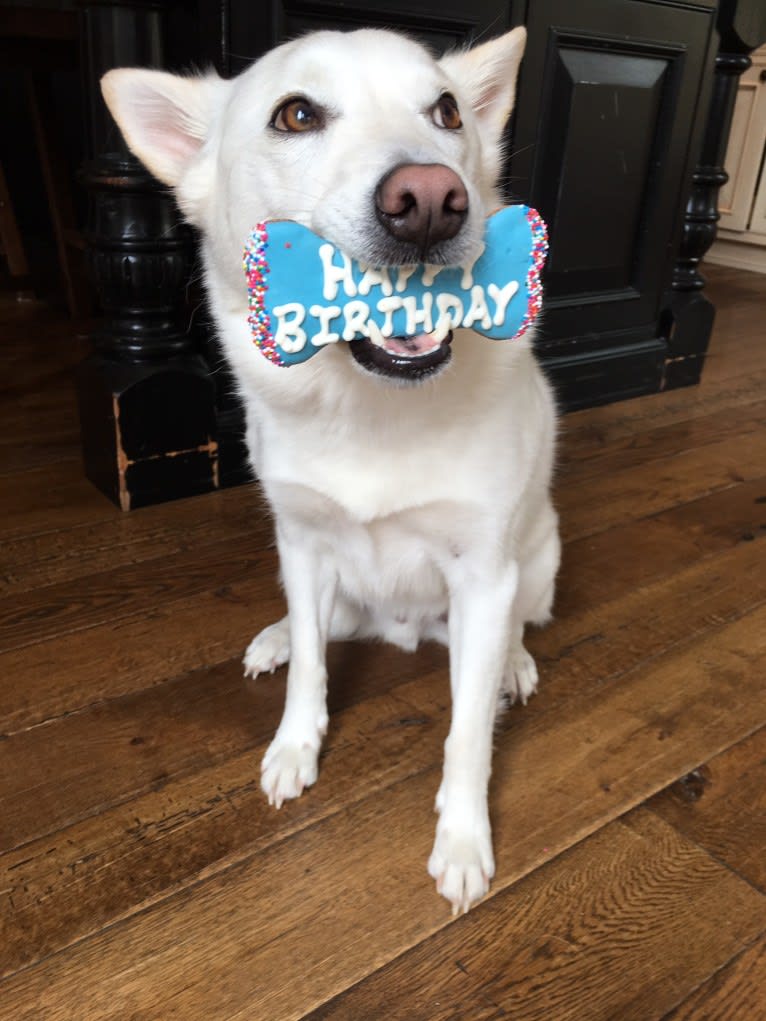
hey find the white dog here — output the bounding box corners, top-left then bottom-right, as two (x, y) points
(102, 25), (560, 913)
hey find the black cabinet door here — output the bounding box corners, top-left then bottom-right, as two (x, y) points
(507, 0), (717, 407)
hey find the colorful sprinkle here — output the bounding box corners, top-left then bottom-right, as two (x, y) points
(512, 208), (548, 342)
(243, 222), (283, 366)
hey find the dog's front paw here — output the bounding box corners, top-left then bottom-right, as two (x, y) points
(261, 739), (319, 808)
(427, 817), (495, 914)
(501, 644), (539, 705)
(243, 619), (290, 678)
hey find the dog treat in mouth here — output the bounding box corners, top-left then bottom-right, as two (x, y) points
(243, 205), (548, 366)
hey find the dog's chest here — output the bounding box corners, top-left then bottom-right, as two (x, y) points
(269, 474), (483, 607)
(336, 512), (449, 606)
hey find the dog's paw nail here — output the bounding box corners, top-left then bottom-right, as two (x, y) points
(261, 740), (319, 807)
(243, 621), (291, 679)
(429, 820), (494, 913)
(501, 646), (539, 706)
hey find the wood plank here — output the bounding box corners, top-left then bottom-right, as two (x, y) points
(556, 476), (766, 615)
(0, 659), (263, 852)
(559, 400), (766, 486)
(661, 936), (766, 1021)
(1, 262), (763, 1018)
(0, 581), (283, 735)
(0, 327), (85, 477)
(562, 365), (766, 447)
(1, 596), (765, 996)
(531, 528), (766, 710)
(0, 482), (271, 596)
(557, 429), (766, 542)
(648, 726), (766, 892)
(701, 265), (766, 386)
(0, 532), (276, 654)
(305, 812), (766, 1021)
(0, 461), (119, 542)
(0, 433), (80, 477)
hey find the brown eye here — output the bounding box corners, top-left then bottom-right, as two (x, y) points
(432, 92), (462, 130)
(271, 96), (323, 133)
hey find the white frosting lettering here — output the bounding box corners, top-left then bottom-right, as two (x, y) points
(421, 264), (446, 286)
(395, 265), (417, 292)
(319, 243), (357, 301)
(431, 311), (453, 342)
(342, 300), (372, 341)
(462, 285), (492, 330)
(358, 265), (393, 297)
(377, 295), (404, 337)
(366, 319), (385, 347)
(402, 293), (433, 334)
(273, 302), (307, 353)
(309, 303), (341, 346)
(273, 250), (520, 352)
(487, 281), (519, 327)
(435, 292), (464, 329)
(460, 243), (485, 289)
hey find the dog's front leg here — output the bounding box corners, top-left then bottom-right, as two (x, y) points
(428, 558), (519, 913)
(261, 527), (336, 808)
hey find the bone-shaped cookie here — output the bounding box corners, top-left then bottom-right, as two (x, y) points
(243, 204), (548, 366)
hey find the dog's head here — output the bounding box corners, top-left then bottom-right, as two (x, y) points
(102, 28), (526, 383)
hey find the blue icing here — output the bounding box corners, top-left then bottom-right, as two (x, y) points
(244, 204), (546, 366)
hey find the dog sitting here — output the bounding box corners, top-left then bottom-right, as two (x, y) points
(102, 25), (560, 913)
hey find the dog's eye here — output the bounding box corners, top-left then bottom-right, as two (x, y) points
(271, 97), (324, 133)
(432, 93), (462, 131)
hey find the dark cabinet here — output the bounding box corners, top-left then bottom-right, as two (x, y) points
(77, 0), (766, 507)
(509, 0), (717, 407)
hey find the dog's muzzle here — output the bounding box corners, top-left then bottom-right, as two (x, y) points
(348, 329), (453, 380)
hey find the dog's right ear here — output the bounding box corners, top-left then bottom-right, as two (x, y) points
(101, 69), (223, 190)
(440, 28), (527, 154)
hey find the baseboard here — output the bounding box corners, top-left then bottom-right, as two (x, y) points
(540, 338), (667, 412)
(704, 240), (766, 274)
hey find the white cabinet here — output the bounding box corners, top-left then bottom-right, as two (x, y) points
(707, 45), (766, 272)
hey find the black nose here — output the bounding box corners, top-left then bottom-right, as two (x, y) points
(375, 163), (468, 254)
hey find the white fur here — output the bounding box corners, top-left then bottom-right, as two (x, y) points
(102, 26), (560, 913)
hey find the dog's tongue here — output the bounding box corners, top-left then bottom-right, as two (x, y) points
(382, 333), (443, 358)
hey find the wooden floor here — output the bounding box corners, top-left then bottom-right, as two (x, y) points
(1, 264), (765, 1020)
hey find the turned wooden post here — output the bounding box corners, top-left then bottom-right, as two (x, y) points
(77, 0), (218, 510)
(663, 0), (766, 389)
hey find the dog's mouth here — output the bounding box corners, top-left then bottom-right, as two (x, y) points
(348, 330), (453, 380)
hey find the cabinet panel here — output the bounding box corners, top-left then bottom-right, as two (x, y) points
(718, 77), (759, 227)
(717, 51), (766, 235)
(749, 145), (766, 237)
(508, 0), (716, 367)
(538, 42), (670, 297)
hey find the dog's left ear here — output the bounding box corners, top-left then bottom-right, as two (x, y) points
(101, 68), (226, 221)
(440, 27), (527, 151)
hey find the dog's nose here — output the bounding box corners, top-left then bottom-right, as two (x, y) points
(375, 163), (468, 253)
